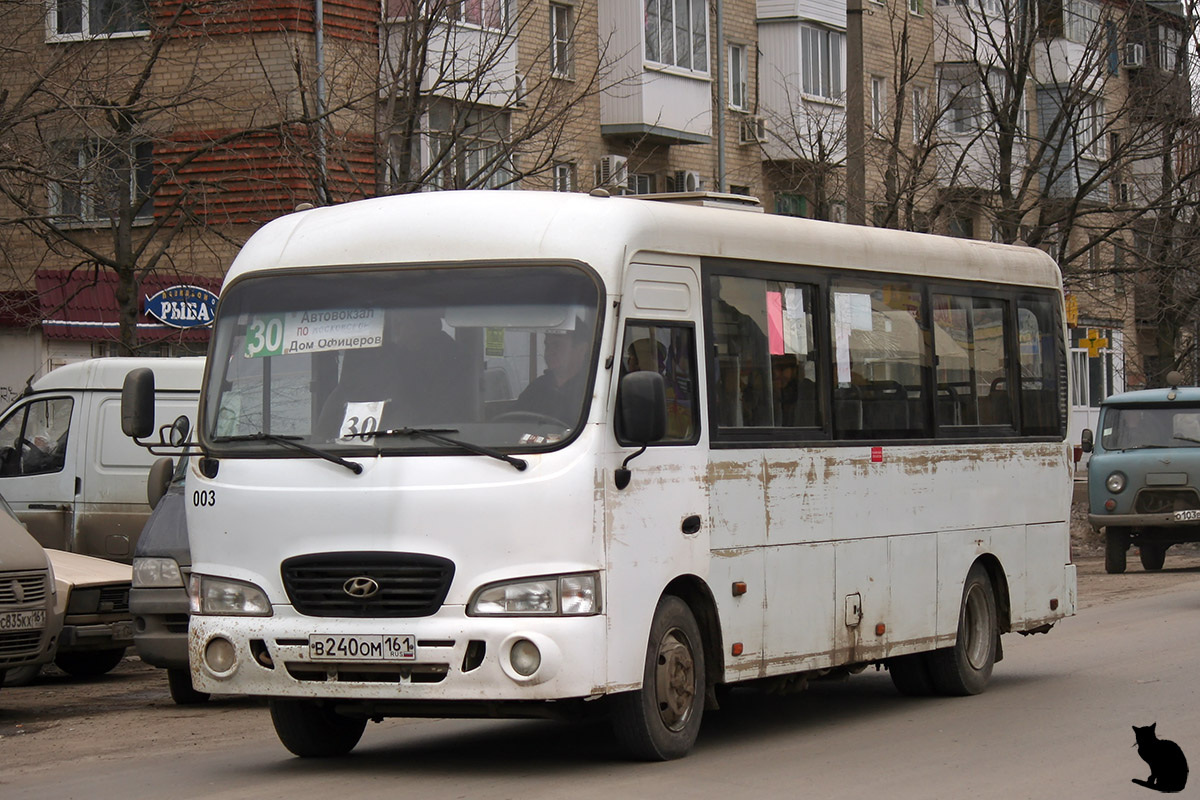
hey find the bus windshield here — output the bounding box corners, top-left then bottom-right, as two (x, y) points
(1100, 405), (1200, 450)
(203, 264), (602, 455)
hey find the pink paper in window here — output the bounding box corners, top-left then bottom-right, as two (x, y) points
(767, 290), (784, 355)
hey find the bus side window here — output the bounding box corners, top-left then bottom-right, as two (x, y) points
(709, 275), (822, 431)
(620, 323), (698, 443)
(1017, 297), (1065, 436)
(932, 294), (1011, 429)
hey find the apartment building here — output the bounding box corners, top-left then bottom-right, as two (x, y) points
(0, 0), (1193, 410)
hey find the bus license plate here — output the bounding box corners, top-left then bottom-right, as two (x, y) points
(1175, 509), (1200, 522)
(308, 634), (416, 661)
(0, 609), (45, 631)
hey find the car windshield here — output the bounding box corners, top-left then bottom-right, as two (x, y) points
(204, 264), (602, 455)
(1100, 405), (1200, 450)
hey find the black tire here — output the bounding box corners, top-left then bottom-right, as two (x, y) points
(54, 647), (126, 678)
(269, 698), (367, 757)
(927, 563), (998, 696)
(1140, 543), (1167, 571)
(167, 667), (211, 706)
(2, 664), (42, 687)
(1105, 528), (1129, 574)
(610, 595), (706, 761)
(887, 653), (935, 696)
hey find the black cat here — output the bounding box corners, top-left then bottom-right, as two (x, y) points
(1132, 723), (1189, 793)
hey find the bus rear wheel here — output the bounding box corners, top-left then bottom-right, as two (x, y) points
(1105, 528), (1129, 574)
(269, 698), (367, 757)
(1140, 543), (1167, 571)
(610, 595), (706, 761)
(927, 563), (997, 696)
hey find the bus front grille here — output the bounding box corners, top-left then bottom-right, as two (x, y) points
(281, 552), (455, 618)
(1134, 489), (1200, 514)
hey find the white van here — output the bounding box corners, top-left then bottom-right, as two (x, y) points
(0, 358), (203, 561)
(0, 491), (58, 686)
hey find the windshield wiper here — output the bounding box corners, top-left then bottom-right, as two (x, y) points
(363, 427), (527, 471)
(212, 433), (363, 475)
(1174, 434), (1200, 445)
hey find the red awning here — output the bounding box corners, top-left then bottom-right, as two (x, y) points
(34, 269), (222, 343)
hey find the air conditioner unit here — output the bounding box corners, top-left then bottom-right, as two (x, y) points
(739, 115), (767, 145)
(598, 155), (628, 187)
(1125, 43), (1145, 68)
(673, 169), (703, 193)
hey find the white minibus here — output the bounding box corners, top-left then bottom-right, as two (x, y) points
(124, 190), (1075, 760)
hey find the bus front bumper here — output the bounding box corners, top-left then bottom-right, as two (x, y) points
(189, 607), (609, 704)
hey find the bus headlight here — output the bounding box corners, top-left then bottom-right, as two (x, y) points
(1106, 472), (1127, 493)
(133, 557), (183, 588)
(189, 574), (272, 616)
(468, 572), (600, 616)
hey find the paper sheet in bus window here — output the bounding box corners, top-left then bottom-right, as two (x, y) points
(244, 309), (385, 358)
(338, 401), (386, 445)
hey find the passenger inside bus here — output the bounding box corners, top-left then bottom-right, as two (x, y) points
(514, 325), (590, 422)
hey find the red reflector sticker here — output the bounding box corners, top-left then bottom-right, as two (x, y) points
(871, 447), (883, 463)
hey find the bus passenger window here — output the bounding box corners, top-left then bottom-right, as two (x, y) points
(932, 294), (1010, 428)
(708, 275), (822, 430)
(1017, 297), (1065, 436)
(831, 280), (929, 438)
(620, 323), (698, 443)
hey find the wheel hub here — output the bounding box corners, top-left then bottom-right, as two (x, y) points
(655, 630), (695, 730)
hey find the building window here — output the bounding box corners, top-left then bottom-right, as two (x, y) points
(729, 44), (748, 110)
(939, 74), (975, 135)
(1063, 0), (1099, 45)
(627, 173), (655, 194)
(424, 101), (514, 190)
(871, 76), (887, 131)
(775, 192), (808, 217)
(644, 0), (709, 73)
(443, 0), (509, 30)
(550, 3), (572, 78)
(801, 25), (844, 101)
(50, 0), (149, 38)
(49, 140), (154, 225)
(1081, 98), (1106, 160)
(909, 0), (923, 15)
(1158, 24), (1182, 72)
(553, 162), (575, 192)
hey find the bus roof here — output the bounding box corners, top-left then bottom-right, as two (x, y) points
(226, 190), (1062, 291)
(31, 357), (205, 394)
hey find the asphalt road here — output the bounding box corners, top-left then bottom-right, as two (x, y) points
(2, 554), (1199, 800)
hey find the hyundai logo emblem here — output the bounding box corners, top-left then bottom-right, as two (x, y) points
(343, 576), (380, 598)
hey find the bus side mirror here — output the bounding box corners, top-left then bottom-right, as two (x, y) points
(1081, 429), (1093, 454)
(122, 368), (156, 439)
(614, 371), (667, 490)
(619, 371), (667, 444)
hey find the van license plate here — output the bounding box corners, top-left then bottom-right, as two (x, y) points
(1174, 510), (1200, 522)
(0, 609), (45, 631)
(308, 634), (416, 661)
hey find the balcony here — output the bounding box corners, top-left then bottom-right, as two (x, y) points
(598, 0), (712, 145)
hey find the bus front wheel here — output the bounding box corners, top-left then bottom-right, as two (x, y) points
(269, 698), (367, 757)
(610, 595), (706, 761)
(927, 563), (997, 696)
